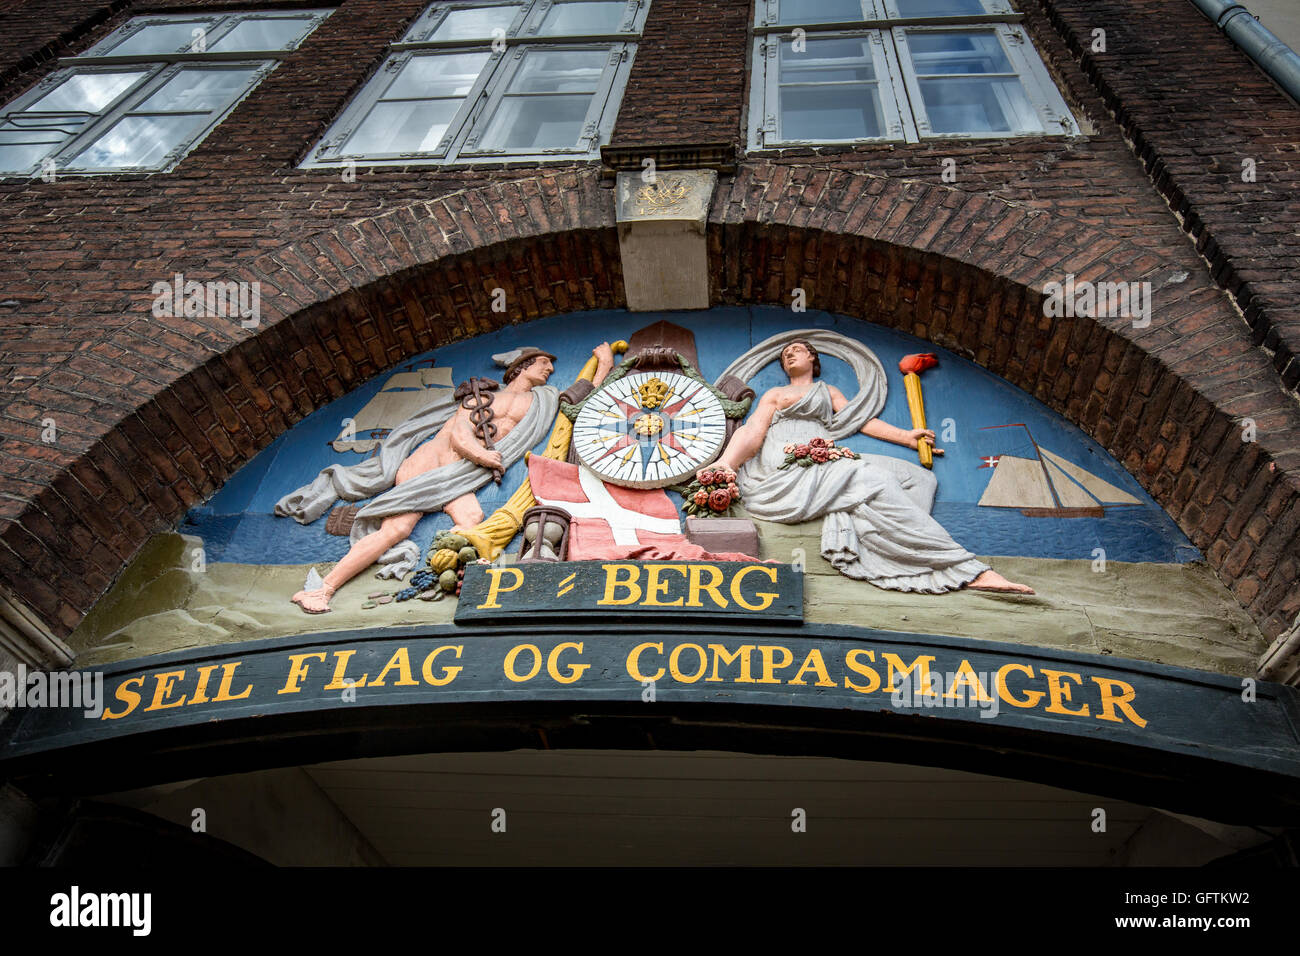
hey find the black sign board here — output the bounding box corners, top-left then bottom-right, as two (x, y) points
(454, 561), (803, 623)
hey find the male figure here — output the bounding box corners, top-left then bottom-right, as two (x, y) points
(287, 343), (615, 612)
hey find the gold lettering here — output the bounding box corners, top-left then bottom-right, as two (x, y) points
(996, 663), (1044, 708)
(626, 642), (665, 682)
(547, 642), (589, 684)
(478, 567), (524, 609)
(324, 650), (369, 691)
(598, 564), (642, 605)
(757, 645), (794, 683)
(669, 644), (708, 683)
(882, 653), (936, 693)
(505, 643), (542, 683)
(686, 565), (728, 608)
(643, 564), (686, 606)
(844, 649), (881, 695)
(279, 652), (326, 695)
(101, 676), (145, 720)
(212, 662), (254, 702)
(1092, 676), (1147, 728)
(143, 670), (187, 712)
(789, 649), (836, 687)
(943, 659), (993, 702)
(189, 664), (219, 705)
(421, 646), (463, 687)
(730, 565), (778, 611)
(370, 647), (419, 687)
(706, 644), (754, 683)
(1041, 669), (1089, 717)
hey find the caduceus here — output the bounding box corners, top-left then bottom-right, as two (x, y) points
(454, 376), (503, 484)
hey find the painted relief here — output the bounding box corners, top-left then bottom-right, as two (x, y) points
(70, 307), (1267, 675)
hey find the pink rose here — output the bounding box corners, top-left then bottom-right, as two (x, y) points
(693, 490), (710, 507)
(794, 444), (811, 459)
(809, 437), (830, 449)
(810, 446), (830, 463)
(719, 467), (736, 481)
(698, 469), (717, 486)
(783, 444), (795, 455)
(708, 488), (731, 512)
(828, 449), (842, 460)
(843, 449), (858, 459)
(727, 482), (740, 498)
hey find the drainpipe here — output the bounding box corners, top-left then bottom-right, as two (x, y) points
(1188, 0), (1300, 104)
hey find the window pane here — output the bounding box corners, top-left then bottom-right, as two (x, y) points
(30, 72), (147, 114)
(781, 83), (883, 139)
(344, 99), (461, 154)
(477, 94), (591, 149)
(509, 50), (606, 93)
(906, 31), (1013, 74)
(429, 5), (523, 41)
(387, 53), (491, 99)
(893, 0), (987, 15)
(780, 37), (876, 83)
(0, 142), (54, 172)
(777, 0), (866, 24)
(208, 18), (314, 52)
(537, 1), (628, 35)
(136, 68), (258, 113)
(917, 75), (1035, 133)
(101, 22), (215, 56)
(65, 113), (207, 168)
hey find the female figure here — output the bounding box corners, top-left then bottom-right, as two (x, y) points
(710, 338), (1032, 594)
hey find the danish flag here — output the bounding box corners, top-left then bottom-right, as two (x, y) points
(979, 456), (1002, 469)
(527, 455), (760, 562)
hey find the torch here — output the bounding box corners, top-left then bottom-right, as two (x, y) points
(898, 353), (939, 469)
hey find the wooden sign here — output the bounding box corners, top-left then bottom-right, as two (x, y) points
(4, 622), (1299, 824)
(454, 561), (803, 623)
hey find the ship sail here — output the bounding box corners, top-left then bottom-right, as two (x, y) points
(1039, 448), (1141, 505)
(978, 424), (1141, 517)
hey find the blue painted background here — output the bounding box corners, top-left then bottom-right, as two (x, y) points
(182, 307), (1198, 565)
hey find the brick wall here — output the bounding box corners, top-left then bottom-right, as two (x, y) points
(0, 0), (1295, 650)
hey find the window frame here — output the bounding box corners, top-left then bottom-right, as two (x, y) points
(748, 0), (1077, 149)
(301, 0), (648, 170)
(0, 8), (332, 178)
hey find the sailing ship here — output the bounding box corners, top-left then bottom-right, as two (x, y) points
(977, 424), (1141, 518)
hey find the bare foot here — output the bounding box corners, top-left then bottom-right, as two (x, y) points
(967, 570), (1035, 594)
(291, 585), (335, 613)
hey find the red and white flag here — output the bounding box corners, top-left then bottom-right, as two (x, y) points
(528, 456), (760, 562)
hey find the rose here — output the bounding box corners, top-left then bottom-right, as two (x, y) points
(809, 437), (830, 449)
(698, 469), (717, 486)
(828, 449), (841, 460)
(727, 482), (740, 498)
(693, 490), (710, 507)
(793, 444), (810, 459)
(782, 444), (795, 455)
(810, 446), (830, 463)
(843, 449), (858, 459)
(709, 488), (732, 512)
(719, 467), (736, 482)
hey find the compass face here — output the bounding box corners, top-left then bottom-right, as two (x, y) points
(573, 371), (728, 488)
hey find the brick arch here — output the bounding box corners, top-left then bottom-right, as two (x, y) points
(3, 167), (1296, 654)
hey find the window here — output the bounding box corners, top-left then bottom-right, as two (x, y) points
(0, 9), (331, 176)
(749, 0), (1076, 147)
(302, 0), (648, 168)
